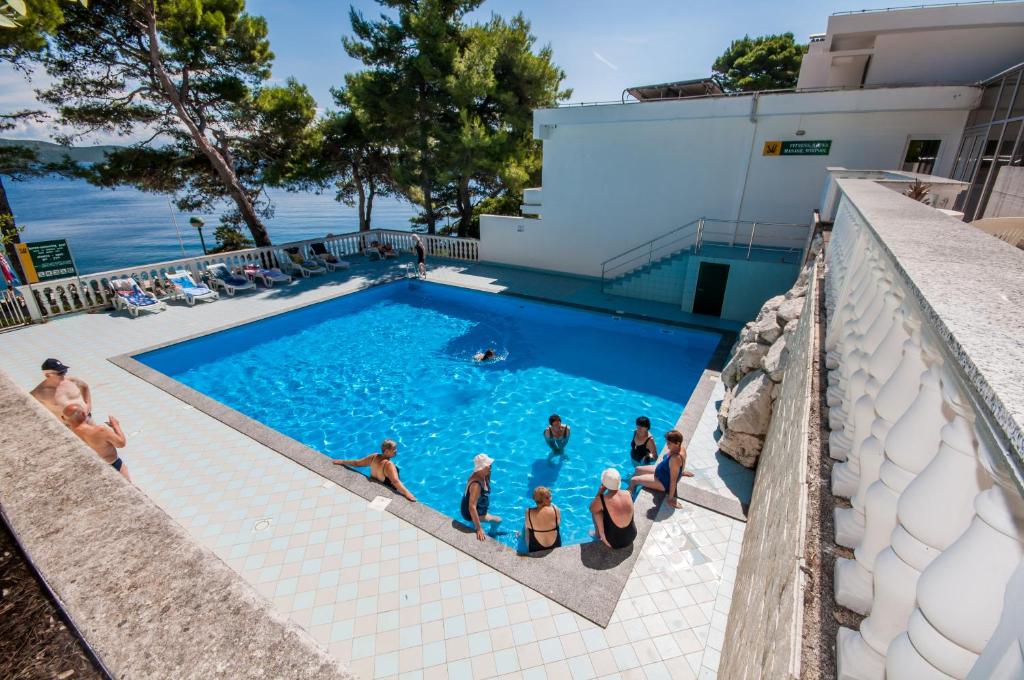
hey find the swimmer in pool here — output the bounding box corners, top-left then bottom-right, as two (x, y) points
(474, 348), (497, 361)
(333, 439), (417, 502)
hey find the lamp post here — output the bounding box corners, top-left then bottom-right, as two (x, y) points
(190, 217), (207, 255)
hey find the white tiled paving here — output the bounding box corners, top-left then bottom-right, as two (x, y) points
(1, 260), (747, 679)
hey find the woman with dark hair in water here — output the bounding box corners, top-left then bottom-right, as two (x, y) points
(629, 415), (658, 464)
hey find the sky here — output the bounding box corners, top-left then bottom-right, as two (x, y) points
(1, 0), (945, 144)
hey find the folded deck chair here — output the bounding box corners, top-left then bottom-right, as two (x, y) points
(206, 263), (256, 296)
(281, 247), (326, 277)
(166, 270), (219, 306)
(309, 242), (351, 272)
(108, 278), (167, 317)
(242, 263), (292, 288)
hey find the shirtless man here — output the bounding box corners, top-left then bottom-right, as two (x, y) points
(333, 439), (417, 502)
(62, 404), (131, 481)
(30, 358), (92, 425)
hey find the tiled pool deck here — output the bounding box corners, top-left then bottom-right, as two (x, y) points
(0, 258), (751, 679)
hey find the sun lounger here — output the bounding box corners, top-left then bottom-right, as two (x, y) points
(380, 242), (399, 259)
(206, 263), (256, 296)
(362, 240), (384, 261)
(281, 247), (326, 277)
(309, 242), (351, 272)
(108, 278), (167, 317)
(242, 263), (292, 287)
(165, 270), (219, 306)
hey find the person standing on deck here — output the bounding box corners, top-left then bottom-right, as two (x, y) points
(412, 234), (426, 278)
(30, 358), (92, 426)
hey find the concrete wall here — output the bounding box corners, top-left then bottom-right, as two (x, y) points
(681, 255), (801, 323)
(0, 370), (352, 679)
(480, 86), (977, 278)
(985, 165), (1024, 218)
(718, 266), (816, 680)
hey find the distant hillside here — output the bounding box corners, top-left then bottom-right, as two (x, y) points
(0, 139), (123, 164)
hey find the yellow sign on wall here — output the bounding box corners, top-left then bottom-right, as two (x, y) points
(14, 243), (39, 284)
(762, 141), (782, 156)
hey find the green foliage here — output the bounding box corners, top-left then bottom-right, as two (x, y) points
(209, 223), (254, 252)
(341, 2), (568, 235)
(712, 33), (805, 92)
(38, 0), (311, 246)
(0, 1), (66, 62)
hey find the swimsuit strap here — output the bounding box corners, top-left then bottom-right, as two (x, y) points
(527, 509), (534, 530)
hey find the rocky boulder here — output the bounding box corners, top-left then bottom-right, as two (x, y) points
(762, 336), (789, 382)
(718, 390), (732, 433)
(750, 311), (783, 344)
(727, 370), (774, 437)
(722, 342), (770, 388)
(776, 297), (804, 326)
(718, 430), (764, 469)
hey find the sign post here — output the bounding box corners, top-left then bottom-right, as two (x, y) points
(15, 239), (82, 316)
(762, 140), (832, 156)
(15, 239), (79, 283)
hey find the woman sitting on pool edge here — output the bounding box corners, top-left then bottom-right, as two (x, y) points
(524, 486), (561, 552)
(628, 429), (691, 509)
(461, 453), (502, 541)
(543, 413), (570, 454)
(332, 439), (417, 502)
(590, 468), (636, 549)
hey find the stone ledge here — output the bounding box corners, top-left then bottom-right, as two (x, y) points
(836, 178), (1024, 485)
(0, 369), (352, 680)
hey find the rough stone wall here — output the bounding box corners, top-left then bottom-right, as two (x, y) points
(717, 265), (817, 680)
(0, 370), (353, 680)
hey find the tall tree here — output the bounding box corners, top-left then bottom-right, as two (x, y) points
(281, 86), (396, 233)
(343, 0), (481, 235)
(0, 0), (71, 280)
(712, 33), (806, 92)
(40, 0), (287, 246)
(445, 14), (568, 237)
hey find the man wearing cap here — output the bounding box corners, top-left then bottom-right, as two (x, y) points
(590, 468), (637, 550)
(30, 358), (92, 425)
(460, 453), (502, 541)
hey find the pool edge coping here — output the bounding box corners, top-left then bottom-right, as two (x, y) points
(108, 276), (736, 628)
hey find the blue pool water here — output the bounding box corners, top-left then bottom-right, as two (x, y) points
(137, 281), (721, 549)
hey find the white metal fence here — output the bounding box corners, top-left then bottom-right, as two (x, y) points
(11, 228), (479, 324)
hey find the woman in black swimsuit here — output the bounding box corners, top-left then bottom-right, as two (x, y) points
(590, 468), (637, 549)
(630, 416), (658, 464)
(333, 439), (417, 502)
(524, 486), (561, 552)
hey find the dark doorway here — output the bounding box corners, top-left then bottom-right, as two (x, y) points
(693, 262), (729, 317)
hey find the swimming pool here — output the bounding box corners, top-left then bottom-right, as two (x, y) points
(137, 281), (722, 549)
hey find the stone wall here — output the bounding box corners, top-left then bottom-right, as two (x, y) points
(0, 370), (353, 679)
(717, 264), (817, 680)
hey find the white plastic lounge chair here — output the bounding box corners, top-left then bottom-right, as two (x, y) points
(380, 242), (399, 259)
(206, 263), (256, 296)
(281, 247), (326, 277)
(362, 240), (383, 261)
(242, 263), (292, 287)
(165, 270), (219, 306)
(108, 278), (167, 317)
(309, 242), (351, 272)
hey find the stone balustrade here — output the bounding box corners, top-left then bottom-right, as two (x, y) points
(825, 178), (1024, 680)
(15, 228), (479, 323)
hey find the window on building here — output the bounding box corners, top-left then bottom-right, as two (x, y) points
(902, 139), (942, 175)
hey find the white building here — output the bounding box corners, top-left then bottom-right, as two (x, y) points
(797, 2), (1024, 90)
(480, 2), (1024, 322)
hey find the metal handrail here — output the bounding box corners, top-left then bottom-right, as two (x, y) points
(600, 216), (810, 291)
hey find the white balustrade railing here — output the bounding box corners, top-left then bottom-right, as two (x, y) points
(13, 229), (479, 323)
(825, 180), (1024, 680)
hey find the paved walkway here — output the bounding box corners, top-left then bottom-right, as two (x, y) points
(0, 257), (750, 679)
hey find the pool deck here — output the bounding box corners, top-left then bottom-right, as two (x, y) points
(0, 257), (752, 680)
